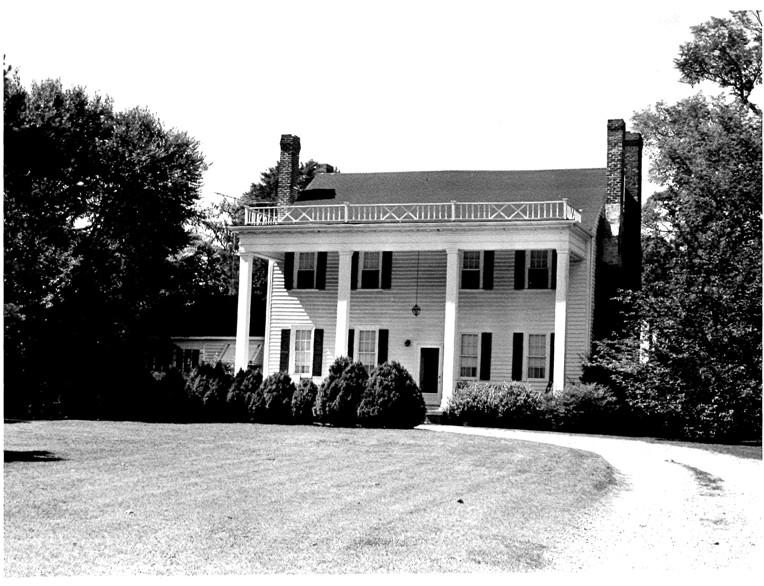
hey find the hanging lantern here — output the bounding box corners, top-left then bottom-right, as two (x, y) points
(411, 303), (421, 317)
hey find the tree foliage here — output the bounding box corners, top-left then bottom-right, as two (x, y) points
(586, 14), (762, 440)
(3, 66), (207, 416)
(675, 10), (762, 113)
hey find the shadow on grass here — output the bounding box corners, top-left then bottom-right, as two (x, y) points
(4, 450), (64, 463)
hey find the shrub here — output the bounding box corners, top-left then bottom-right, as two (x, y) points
(357, 361), (426, 428)
(292, 378), (318, 424)
(443, 381), (543, 429)
(152, 367), (189, 422)
(186, 362), (233, 421)
(254, 371), (296, 423)
(541, 382), (620, 433)
(226, 367), (263, 422)
(314, 356), (369, 426)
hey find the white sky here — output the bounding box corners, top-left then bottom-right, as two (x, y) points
(1, 0), (754, 205)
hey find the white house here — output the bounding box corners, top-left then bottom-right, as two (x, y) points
(231, 121), (642, 411)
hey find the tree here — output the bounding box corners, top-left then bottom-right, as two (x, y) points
(585, 14), (762, 440)
(675, 10), (762, 113)
(3, 66), (207, 417)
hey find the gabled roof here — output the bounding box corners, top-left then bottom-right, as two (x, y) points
(297, 169), (606, 231)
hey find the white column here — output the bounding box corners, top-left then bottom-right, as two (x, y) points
(440, 248), (460, 410)
(234, 252), (255, 373)
(335, 250), (353, 358)
(553, 249), (570, 391)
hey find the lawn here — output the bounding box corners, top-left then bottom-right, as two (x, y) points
(4, 420), (616, 576)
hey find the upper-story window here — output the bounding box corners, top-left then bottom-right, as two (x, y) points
(515, 250), (555, 290)
(461, 251), (482, 289)
(296, 252), (317, 289)
(360, 252), (381, 289)
(351, 251), (392, 290)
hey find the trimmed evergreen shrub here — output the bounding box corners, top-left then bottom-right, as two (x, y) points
(255, 371), (296, 423)
(227, 367), (263, 422)
(357, 361), (426, 428)
(186, 362), (233, 421)
(292, 378), (318, 424)
(314, 356), (369, 427)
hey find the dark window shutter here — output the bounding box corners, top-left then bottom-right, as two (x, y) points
(347, 329), (355, 359)
(512, 332), (524, 381)
(381, 252), (393, 289)
(279, 329), (291, 372)
(482, 251), (494, 290)
(550, 250), (558, 290)
(479, 332), (492, 380)
(283, 253), (294, 290)
(377, 329), (389, 364)
(315, 252), (327, 290)
(514, 250), (525, 290)
(350, 252), (359, 290)
(549, 332), (555, 383)
(312, 329), (324, 376)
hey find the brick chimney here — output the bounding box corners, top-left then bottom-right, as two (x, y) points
(605, 119), (625, 236)
(277, 134), (301, 206)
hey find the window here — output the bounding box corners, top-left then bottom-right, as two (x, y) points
(357, 330), (377, 371)
(296, 252), (316, 289)
(293, 329), (313, 374)
(527, 334), (547, 379)
(527, 250), (553, 289)
(360, 252), (381, 289)
(459, 334), (479, 378)
(461, 251), (481, 289)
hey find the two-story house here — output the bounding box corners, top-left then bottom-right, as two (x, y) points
(231, 120), (642, 411)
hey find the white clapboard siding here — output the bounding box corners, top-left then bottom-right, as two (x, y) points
(172, 337), (264, 367)
(267, 249), (592, 388)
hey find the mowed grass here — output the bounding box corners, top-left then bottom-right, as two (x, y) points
(4, 420), (616, 576)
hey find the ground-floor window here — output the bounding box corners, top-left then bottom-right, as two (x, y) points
(527, 334), (547, 379)
(357, 330), (377, 371)
(459, 333), (479, 378)
(293, 329), (313, 374)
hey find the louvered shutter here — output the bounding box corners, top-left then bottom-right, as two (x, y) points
(514, 251), (525, 290)
(550, 250), (558, 290)
(350, 252), (359, 290)
(479, 332), (492, 380)
(347, 329), (355, 359)
(511, 332), (524, 381)
(279, 329), (291, 372)
(482, 251), (494, 290)
(315, 252), (327, 290)
(312, 329), (324, 376)
(283, 253), (294, 290)
(549, 332), (555, 384)
(377, 329), (389, 364)
(381, 252), (393, 289)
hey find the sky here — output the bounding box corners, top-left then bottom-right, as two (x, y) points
(2, 0), (755, 206)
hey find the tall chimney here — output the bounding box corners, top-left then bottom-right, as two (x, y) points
(605, 119), (625, 236)
(277, 134), (301, 206)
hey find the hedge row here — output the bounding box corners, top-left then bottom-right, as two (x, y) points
(442, 381), (622, 434)
(146, 358), (427, 427)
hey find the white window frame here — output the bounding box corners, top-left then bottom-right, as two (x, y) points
(354, 327), (379, 372)
(460, 251), (483, 290)
(526, 333), (548, 381)
(459, 332), (480, 379)
(526, 250), (553, 290)
(294, 252), (317, 289)
(358, 251), (382, 290)
(290, 327), (314, 376)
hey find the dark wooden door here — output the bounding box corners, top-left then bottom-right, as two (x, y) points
(419, 347), (440, 396)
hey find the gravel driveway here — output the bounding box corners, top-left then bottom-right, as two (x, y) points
(419, 424), (762, 572)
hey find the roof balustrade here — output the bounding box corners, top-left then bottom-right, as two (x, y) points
(245, 200), (582, 226)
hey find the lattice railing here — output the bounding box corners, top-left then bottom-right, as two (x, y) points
(245, 200), (581, 226)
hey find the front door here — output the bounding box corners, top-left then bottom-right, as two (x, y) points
(419, 346), (441, 406)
